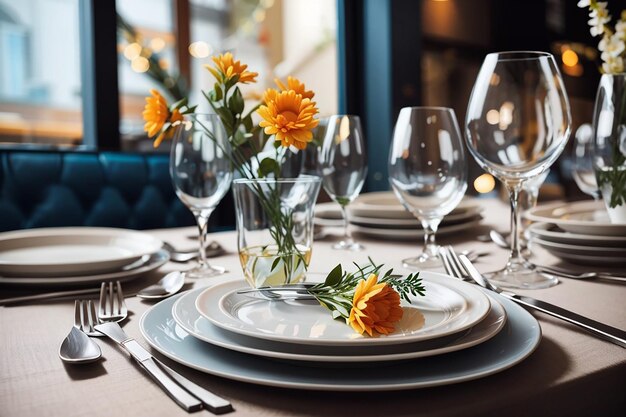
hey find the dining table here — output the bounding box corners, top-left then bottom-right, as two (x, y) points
(1, 197), (624, 417)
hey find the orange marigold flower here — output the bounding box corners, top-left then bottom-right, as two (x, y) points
(143, 89), (169, 137)
(348, 274), (403, 336)
(257, 89), (319, 150)
(274, 76), (315, 100)
(153, 109), (184, 148)
(205, 52), (258, 84)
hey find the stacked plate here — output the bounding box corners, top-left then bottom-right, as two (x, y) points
(0, 227), (168, 286)
(139, 271), (541, 391)
(526, 201), (626, 266)
(315, 192), (482, 241)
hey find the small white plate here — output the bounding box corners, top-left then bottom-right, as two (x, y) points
(533, 240), (626, 266)
(351, 218), (482, 241)
(0, 227), (163, 277)
(173, 287), (506, 362)
(528, 223), (626, 247)
(532, 237), (626, 255)
(195, 272), (491, 346)
(140, 291), (540, 391)
(0, 250), (169, 286)
(526, 201), (626, 236)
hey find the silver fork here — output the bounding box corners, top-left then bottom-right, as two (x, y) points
(74, 299), (102, 337)
(98, 281), (128, 323)
(440, 245), (626, 349)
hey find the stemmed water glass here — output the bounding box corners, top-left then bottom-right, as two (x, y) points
(170, 114), (233, 278)
(318, 115), (368, 250)
(465, 51), (571, 289)
(572, 123), (600, 199)
(388, 107), (467, 269)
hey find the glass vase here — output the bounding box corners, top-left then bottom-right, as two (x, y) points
(593, 73), (626, 223)
(233, 176), (321, 287)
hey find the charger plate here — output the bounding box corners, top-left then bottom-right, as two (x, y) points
(0, 227), (163, 277)
(526, 201), (626, 236)
(172, 287), (506, 363)
(140, 290), (540, 391)
(195, 272), (491, 346)
(528, 223), (626, 247)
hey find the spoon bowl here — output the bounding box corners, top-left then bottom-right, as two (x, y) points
(137, 271), (185, 300)
(59, 327), (102, 364)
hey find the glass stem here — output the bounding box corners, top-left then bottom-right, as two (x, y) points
(340, 204), (353, 244)
(421, 219), (441, 258)
(193, 209), (213, 268)
(506, 182), (525, 268)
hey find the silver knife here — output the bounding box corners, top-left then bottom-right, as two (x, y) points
(95, 322), (233, 414)
(458, 255), (626, 349)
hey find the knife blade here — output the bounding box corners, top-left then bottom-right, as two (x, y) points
(458, 255), (626, 349)
(95, 322), (233, 413)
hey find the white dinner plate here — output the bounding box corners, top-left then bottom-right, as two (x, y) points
(0, 250), (169, 286)
(526, 201), (626, 236)
(528, 222), (626, 247)
(0, 227), (163, 277)
(351, 218), (482, 241)
(140, 291), (540, 391)
(531, 237), (626, 255)
(195, 272), (491, 346)
(532, 240), (626, 266)
(173, 287), (506, 363)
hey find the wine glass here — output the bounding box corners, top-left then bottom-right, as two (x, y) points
(572, 123), (600, 199)
(170, 114), (233, 278)
(318, 115), (368, 250)
(388, 107), (468, 269)
(465, 51), (571, 289)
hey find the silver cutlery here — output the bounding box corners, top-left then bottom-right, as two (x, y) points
(98, 281), (128, 323)
(58, 300), (102, 363)
(95, 322), (233, 414)
(0, 287), (100, 306)
(489, 230), (510, 249)
(236, 283), (317, 301)
(530, 264), (626, 283)
(162, 241), (224, 263)
(440, 246), (626, 349)
(137, 271), (185, 300)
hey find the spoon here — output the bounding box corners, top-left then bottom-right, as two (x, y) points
(489, 230), (510, 249)
(162, 241), (224, 263)
(59, 327), (102, 364)
(137, 271), (185, 300)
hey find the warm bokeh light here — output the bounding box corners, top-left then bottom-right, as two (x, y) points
(131, 56), (150, 73)
(474, 173), (496, 194)
(123, 43), (142, 60)
(150, 38), (166, 53)
(562, 50), (579, 67)
(486, 109), (499, 125)
(188, 41), (211, 58)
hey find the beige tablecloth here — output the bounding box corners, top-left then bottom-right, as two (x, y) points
(1, 199), (625, 417)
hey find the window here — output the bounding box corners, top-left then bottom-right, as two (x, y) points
(0, 0), (83, 147)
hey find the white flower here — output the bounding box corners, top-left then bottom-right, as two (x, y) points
(602, 55), (625, 73)
(589, 4), (612, 37)
(616, 19), (626, 34)
(619, 126), (626, 158)
(599, 33), (625, 57)
(577, 0), (590, 8)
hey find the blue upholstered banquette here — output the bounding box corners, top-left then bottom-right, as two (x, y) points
(0, 151), (234, 232)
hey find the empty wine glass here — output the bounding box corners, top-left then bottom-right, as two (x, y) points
(170, 114), (233, 278)
(465, 51), (571, 289)
(318, 115), (368, 250)
(388, 107), (468, 269)
(572, 123), (600, 199)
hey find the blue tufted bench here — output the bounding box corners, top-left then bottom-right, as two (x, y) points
(0, 151), (234, 232)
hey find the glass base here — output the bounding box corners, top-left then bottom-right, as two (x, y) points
(332, 240), (364, 251)
(184, 263), (226, 279)
(402, 253), (442, 269)
(487, 268), (559, 289)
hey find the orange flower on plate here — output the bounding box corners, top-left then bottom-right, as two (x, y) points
(348, 274), (403, 336)
(206, 52), (258, 84)
(274, 76), (315, 100)
(257, 90), (319, 150)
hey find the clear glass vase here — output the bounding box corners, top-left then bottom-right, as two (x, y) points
(592, 73), (626, 224)
(232, 176), (321, 287)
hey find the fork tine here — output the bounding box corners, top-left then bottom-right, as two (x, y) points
(445, 246), (468, 278)
(116, 281), (128, 317)
(98, 282), (106, 318)
(73, 300), (81, 329)
(439, 247), (455, 277)
(108, 282), (114, 316)
(80, 300), (90, 333)
(442, 246), (465, 279)
(88, 300), (98, 333)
